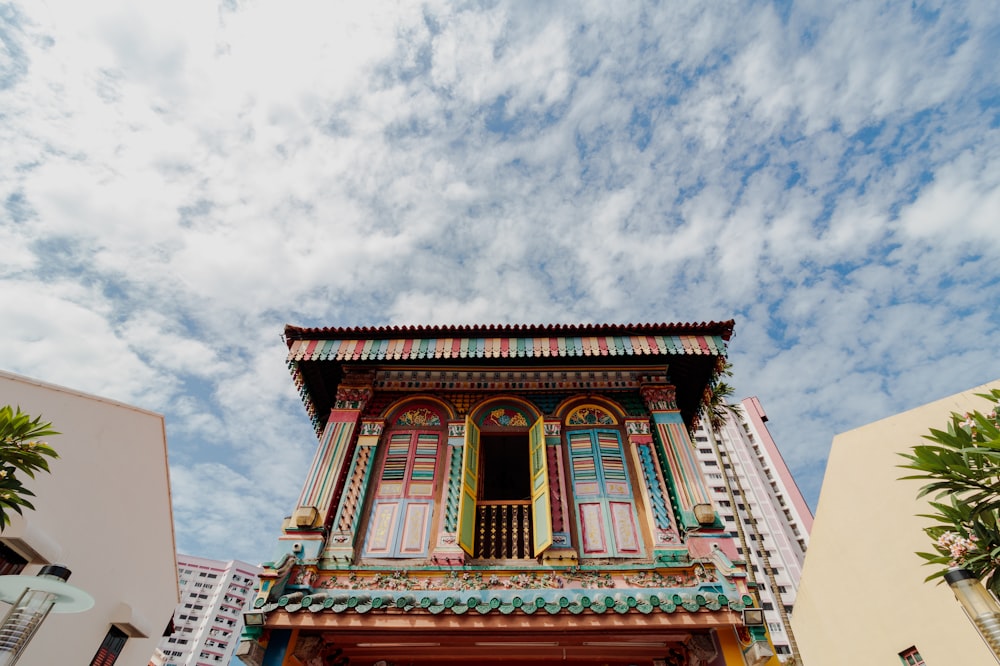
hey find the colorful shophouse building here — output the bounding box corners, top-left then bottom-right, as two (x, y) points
(237, 322), (776, 666)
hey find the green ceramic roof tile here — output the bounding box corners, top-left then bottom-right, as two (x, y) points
(256, 585), (749, 618)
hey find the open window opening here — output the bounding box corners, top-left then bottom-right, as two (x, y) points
(457, 416), (552, 560)
(480, 434), (530, 501)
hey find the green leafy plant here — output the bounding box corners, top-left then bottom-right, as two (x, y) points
(899, 388), (1000, 595)
(0, 406), (59, 529)
(705, 360), (736, 430)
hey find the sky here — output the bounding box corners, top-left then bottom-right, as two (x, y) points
(1, 0), (998, 564)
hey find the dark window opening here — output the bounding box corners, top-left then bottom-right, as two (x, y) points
(90, 626), (128, 666)
(479, 434), (530, 501)
(0, 542), (28, 576)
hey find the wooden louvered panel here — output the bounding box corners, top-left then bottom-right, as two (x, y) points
(366, 430), (441, 557)
(568, 428), (643, 558)
(380, 434), (410, 482)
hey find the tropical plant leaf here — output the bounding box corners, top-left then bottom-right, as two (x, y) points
(0, 406), (59, 531)
(900, 390), (1000, 586)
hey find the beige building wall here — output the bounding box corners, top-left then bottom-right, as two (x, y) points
(0, 370), (178, 665)
(793, 379), (1000, 666)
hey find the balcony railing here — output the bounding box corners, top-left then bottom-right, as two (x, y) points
(474, 501), (533, 559)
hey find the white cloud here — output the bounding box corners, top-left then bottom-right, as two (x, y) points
(0, 0), (997, 561)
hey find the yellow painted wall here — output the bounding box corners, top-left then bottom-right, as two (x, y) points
(794, 380), (1000, 666)
(716, 626), (782, 666)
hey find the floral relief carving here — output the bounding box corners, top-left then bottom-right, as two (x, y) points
(307, 567), (718, 592)
(567, 406), (615, 425)
(481, 408), (528, 427)
(395, 408), (441, 426)
(359, 421), (384, 436)
(335, 386), (373, 409)
(640, 385), (677, 411)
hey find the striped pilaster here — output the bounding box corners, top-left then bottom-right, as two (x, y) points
(320, 419), (383, 566)
(641, 383), (717, 530)
(291, 408), (362, 532)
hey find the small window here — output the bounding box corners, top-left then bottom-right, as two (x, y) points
(0, 543), (28, 575)
(899, 647), (926, 665)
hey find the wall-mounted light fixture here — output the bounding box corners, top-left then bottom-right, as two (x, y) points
(0, 564), (94, 666)
(242, 611), (266, 627)
(944, 568), (1000, 661)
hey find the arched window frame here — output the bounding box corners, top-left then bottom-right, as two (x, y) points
(361, 400), (450, 559)
(560, 400), (647, 559)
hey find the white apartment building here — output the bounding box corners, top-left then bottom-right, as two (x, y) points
(694, 396), (813, 664)
(154, 555), (260, 666)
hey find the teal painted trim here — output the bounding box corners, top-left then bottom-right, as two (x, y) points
(648, 410), (684, 425)
(331, 439), (377, 539)
(636, 442), (671, 532)
(260, 586), (748, 617)
(443, 437), (464, 533)
(241, 626), (263, 640)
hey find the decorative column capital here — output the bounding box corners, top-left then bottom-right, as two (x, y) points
(334, 369), (376, 410)
(625, 419), (650, 436)
(359, 420), (384, 437)
(334, 385), (373, 410)
(640, 383), (677, 411)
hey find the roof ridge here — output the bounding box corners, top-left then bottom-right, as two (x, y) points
(284, 320), (735, 345)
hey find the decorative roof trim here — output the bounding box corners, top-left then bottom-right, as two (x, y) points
(287, 334), (728, 363)
(285, 321), (735, 343)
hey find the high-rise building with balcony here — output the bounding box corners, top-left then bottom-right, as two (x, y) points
(153, 555), (260, 666)
(693, 397), (813, 664)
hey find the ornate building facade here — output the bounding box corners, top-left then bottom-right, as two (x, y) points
(237, 322), (777, 666)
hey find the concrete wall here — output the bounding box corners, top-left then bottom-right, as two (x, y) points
(0, 370), (178, 665)
(793, 379), (1000, 666)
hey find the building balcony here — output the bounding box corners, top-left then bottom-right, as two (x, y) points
(473, 500), (533, 559)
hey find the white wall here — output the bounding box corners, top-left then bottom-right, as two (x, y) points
(0, 370), (178, 665)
